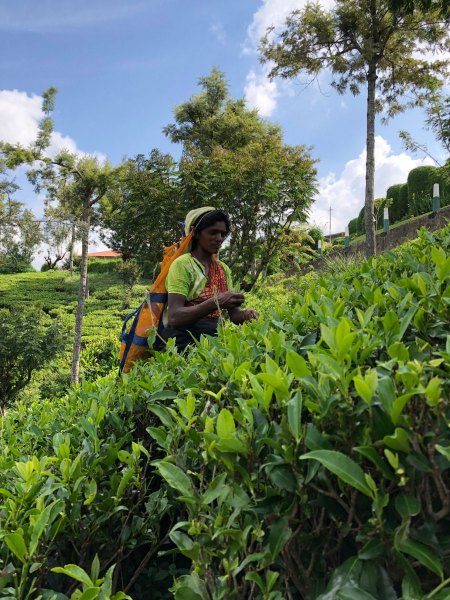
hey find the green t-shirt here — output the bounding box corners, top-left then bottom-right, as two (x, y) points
(166, 254), (233, 300)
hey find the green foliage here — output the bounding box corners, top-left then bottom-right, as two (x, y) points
(100, 150), (189, 276)
(386, 183), (409, 223)
(348, 217), (359, 236)
(320, 251), (365, 275)
(165, 68), (317, 289)
(0, 226), (449, 598)
(265, 227), (317, 273)
(0, 197), (43, 271)
(0, 269), (147, 400)
(0, 254), (35, 274)
(88, 258), (121, 274)
(408, 165), (448, 215)
(79, 334), (120, 381)
(306, 226), (324, 248)
(0, 307), (66, 407)
(260, 0), (449, 258)
(116, 259), (143, 309)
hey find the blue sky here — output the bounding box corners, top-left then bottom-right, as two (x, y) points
(0, 0), (446, 245)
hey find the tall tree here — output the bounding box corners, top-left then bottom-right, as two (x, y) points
(1, 89), (121, 383)
(260, 1), (450, 257)
(165, 69), (317, 287)
(100, 150), (188, 275)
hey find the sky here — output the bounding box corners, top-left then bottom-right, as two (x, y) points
(0, 0), (447, 260)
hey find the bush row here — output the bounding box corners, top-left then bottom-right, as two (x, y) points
(0, 226), (449, 598)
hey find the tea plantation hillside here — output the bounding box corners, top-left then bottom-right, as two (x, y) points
(0, 266), (149, 398)
(0, 226), (449, 599)
(0, 268), (148, 343)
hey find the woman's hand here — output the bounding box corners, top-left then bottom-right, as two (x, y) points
(242, 308), (259, 321)
(228, 305), (259, 324)
(216, 291), (245, 309)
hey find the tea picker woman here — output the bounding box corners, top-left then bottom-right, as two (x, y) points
(157, 207), (259, 352)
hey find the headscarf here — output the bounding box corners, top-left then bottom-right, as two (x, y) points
(184, 206), (216, 236)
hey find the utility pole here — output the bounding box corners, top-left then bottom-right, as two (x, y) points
(329, 205), (332, 243)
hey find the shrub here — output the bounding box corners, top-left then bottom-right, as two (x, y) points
(408, 165), (448, 216)
(1, 226), (450, 598)
(306, 226), (324, 248)
(0, 307), (66, 408)
(88, 258), (122, 274)
(386, 183), (409, 223)
(348, 217), (359, 235)
(0, 253), (34, 274)
(80, 334), (120, 381)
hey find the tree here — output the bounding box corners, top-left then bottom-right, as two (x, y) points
(1, 88), (122, 384)
(388, 0), (449, 18)
(0, 197), (43, 273)
(41, 204), (77, 270)
(165, 69), (317, 288)
(100, 150), (188, 275)
(35, 155), (120, 384)
(399, 92), (450, 164)
(0, 307), (65, 409)
(260, 1), (450, 257)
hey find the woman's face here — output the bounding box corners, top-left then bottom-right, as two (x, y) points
(196, 220), (228, 254)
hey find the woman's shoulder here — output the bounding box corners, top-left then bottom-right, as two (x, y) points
(172, 252), (192, 265)
(170, 253), (196, 269)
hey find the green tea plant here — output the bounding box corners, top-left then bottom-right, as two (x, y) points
(0, 225), (449, 598)
(0, 307), (66, 408)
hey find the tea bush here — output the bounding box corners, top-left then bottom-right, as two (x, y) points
(0, 226), (449, 599)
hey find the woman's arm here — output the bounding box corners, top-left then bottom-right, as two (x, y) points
(167, 291), (246, 328)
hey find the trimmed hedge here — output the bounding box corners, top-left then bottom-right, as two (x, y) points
(386, 182), (409, 223)
(408, 166), (448, 216)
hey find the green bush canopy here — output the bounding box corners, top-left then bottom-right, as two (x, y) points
(0, 225), (449, 598)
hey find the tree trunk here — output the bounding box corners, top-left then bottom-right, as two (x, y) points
(69, 221), (75, 277)
(71, 198), (90, 384)
(364, 61), (377, 258)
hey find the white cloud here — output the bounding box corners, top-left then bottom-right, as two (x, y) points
(0, 91), (42, 146)
(244, 69), (279, 117)
(309, 136), (434, 234)
(244, 0), (336, 54)
(243, 0), (336, 117)
(0, 89), (79, 155)
(1, 89), (108, 269)
(243, 0), (302, 55)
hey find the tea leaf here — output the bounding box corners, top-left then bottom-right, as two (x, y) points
(286, 351), (310, 378)
(4, 533), (27, 563)
(216, 409), (235, 439)
(287, 392), (303, 441)
(155, 462), (193, 497)
(52, 564), (94, 587)
(399, 539), (443, 578)
(395, 494), (421, 518)
(300, 450), (374, 498)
